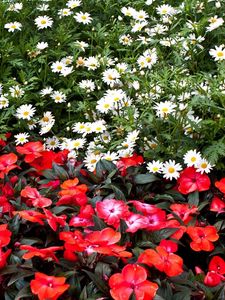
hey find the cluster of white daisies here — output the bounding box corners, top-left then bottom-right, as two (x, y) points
(147, 149), (213, 180)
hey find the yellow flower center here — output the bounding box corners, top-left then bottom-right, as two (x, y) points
(90, 159), (97, 164)
(201, 162), (208, 169)
(23, 111), (29, 116)
(168, 167), (175, 173)
(217, 51), (224, 57)
(191, 157), (196, 162)
(153, 167), (159, 172)
(41, 20), (47, 25)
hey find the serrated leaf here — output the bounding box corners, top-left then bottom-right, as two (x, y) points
(134, 174), (159, 184)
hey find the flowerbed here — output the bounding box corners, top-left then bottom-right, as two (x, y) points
(1, 0), (225, 299)
(0, 139), (225, 300)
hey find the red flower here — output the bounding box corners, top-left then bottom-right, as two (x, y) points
(69, 204), (94, 227)
(109, 264), (158, 300)
(16, 141), (44, 163)
(30, 272), (70, 300)
(29, 150), (56, 172)
(177, 167), (210, 194)
(125, 213), (149, 233)
(57, 178), (88, 206)
(20, 245), (63, 263)
(215, 178), (225, 193)
(116, 153), (144, 176)
(0, 224), (12, 247)
(21, 186), (52, 208)
(159, 240), (178, 253)
(13, 210), (46, 225)
(0, 249), (11, 269)
(210, 196), (225, 214)
(169, 203), (198, 224)
(138, 246), (183, 277)
(204, 256), (225, 287)
(187, 226), (219, 251)
(0, 196), (13, 215)
(85, 227), (132, 257)
(96, 199), (129, 228)
(0, 153), (18, 178)
(43, 209), (67, 232)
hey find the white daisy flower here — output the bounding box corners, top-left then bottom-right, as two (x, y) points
(16, 104), (36, 120)
(209, 45), (225, 61)
(79, 79), (95, 92)
(9, 85), (24, 98)
(96, 97), (114, 113)
(102, 68), (121, 86)
(0, 95), (9, 109)
(162, 160), (182, 180)
(45, 136), (60, 150)
(92, 121), (106, 133)
(83, 153), (101, 172)
(39, 111), (55, 127)
(36, 42), (48, 50)
(207, 16), (224, 32)
(51, 61), (67, 73)
(133, 10), (149, 21)
(14, 132), (29, 145)
(58, 8), (72, 18)
(34, 16), (53, 30)
(66, 0), (82, 9)
(50, 91), (66, 103)
(4, 22), (22, 32)
(156, 4), (177, 16)
(74, 41), (89, 51)
(74, 12), (92, 24)
(69, 138), (86, 150)
(121, 7), (136, 17)
(102, 151), (119, 163)
(72, 122), (86, 134)
(7, 3), (23, 12)
(153, 101), (177, 118)
(183, 149), (202, 167)
(40, 86), (53, 96)
(84, 56), (100, 70)
(131, 21), (148, 33)
(147, 160), (163, 173)
(39, 124), (54, 135)
(126, 130), (139, 143)
(119, 34), (133, 46)
(196, 159), (213, 174)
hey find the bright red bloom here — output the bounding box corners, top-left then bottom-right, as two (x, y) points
(177, 167), (210, 194)
(125, 213), (149, 233)
(215, 178), (225, 193)
(59, 230), (87, 253)
(69, 204), (94, 227)
(109, 264), (158, 300)
(164, 219), (186, 240)
(138, 246), (183, 277)
(20, 245), (63, 263)
(0, 196), (13, 215)
(210, 196), (225, 214)
(96, 199), (129, 228)
(0, 153), (18, 178)
(0, 224), (12, 247)
(169, 203), (198, 224)
(29, 150), (56, 172)
(116, 153), (144, 176)
(43, 209), (67, 232)
(21, 186), (52, 208)
(187, 226), (219, 251)
(16, 141), (44, 163)
(39, 179), (61, 190)
(57, 178), (88, 206)
(85, 227), (132, 257)
(204, 256), (225, 287)
(0, 249), (11, 269)
(13, 210), (46, 225)
(30, 272), (70, 300)
(159, 240), (178, 253)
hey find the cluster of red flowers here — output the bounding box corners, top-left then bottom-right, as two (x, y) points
(0, 139), (225, 299)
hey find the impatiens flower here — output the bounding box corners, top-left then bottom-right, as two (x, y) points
(16, 141), (44, 163)
(96, 199), (129, 228)
(30, 272), (70, 300)
(138, 246), (183, 277)
(125, 213), (149, 233)
(116, 153), (144, 176)
(69, 204), (94, 227)
(20, 245), (64, 263)
(109, 264), (158, 300)
(204, 256), (225, 287)
(177, 167), (210, 194)
(0, 249), (11, 269)
(215, 178), (225, 193)
(43, 209), (67, 231)
(21, 186), (52, 208)
(0, 153), (18, 178)
(210, 196), (225, 214)
(0, 224), (12, 247)
(187, 226), (219, 251)
(13, 210), (46, 225)
(169, 203), (198, 224)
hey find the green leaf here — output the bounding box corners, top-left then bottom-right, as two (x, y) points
(92, 215), (107, 230)
(134, 174), (159, 184)
(188, 191), (199, 206)
(52, 163), (69, 180)
(7, 270), (34, 286)
(15, 284), (32, 300)
(96, 159), (117, 177)
(82, 270), (109, 294)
